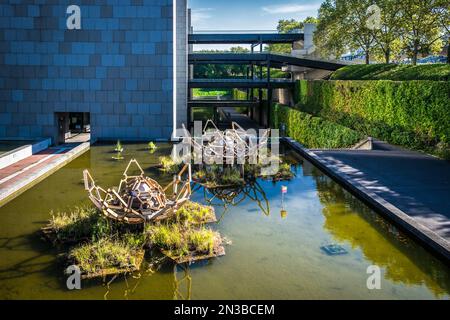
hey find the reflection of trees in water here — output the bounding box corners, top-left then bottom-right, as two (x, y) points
(311, 172), (450, 297)
(173, 263), (192, 300)
(193, 180), (270, 220)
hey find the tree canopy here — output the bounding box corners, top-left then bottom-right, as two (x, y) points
(314, 0), (449, 64)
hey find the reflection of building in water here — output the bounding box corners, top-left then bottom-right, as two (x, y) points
(312, 174), (450, 297)
(195, 180), (270, 220)
(300, 158), (315, 176)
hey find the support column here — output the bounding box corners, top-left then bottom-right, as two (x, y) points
(267, 60), (271, 128)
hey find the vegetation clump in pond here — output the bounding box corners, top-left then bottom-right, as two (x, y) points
(172, 200), (216, 225)
(158, 156), (180, 174)
(147, 223), (224, 263)
(41, 206), (104, 244)
(268, 163), (295, 182)
(68, 236), (145, 279)
(147, 141), (157, 152)
(192, 156), (295, 189)
(114, 140), (123, 152)
(42, 199), (225, 279)
(193, 165), (245, 188)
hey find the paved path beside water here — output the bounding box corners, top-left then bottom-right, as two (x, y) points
(284, 138), (450, 262)
(0, 142), (90, 206)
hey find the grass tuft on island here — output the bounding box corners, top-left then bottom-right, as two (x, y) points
(67, 236), (145, 279)
(174, 200), (217, 225)
(193, 165), (246, 188)
(147, 223), (225, 264)
(43, 199), (224, 279)
(41, 206), (104, 244)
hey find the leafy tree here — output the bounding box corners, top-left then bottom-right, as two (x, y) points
(315, 0), (377, 64)
(193, 47), (249, 78)
(267, 18), (316, 54)
(371, 0), (403, 63)
(399, 0), (445, 65)
(315, 0), (349, 59)
(435, 0), (450, 63)
(341, 0), (377, 64)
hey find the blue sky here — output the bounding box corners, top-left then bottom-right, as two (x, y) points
(188, 0), (322, 31)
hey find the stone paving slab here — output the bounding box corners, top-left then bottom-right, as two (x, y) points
(283, 137), (450, 262)
(0, 142), (90, 207)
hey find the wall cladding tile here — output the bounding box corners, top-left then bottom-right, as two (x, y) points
(0, 0), (182, 140)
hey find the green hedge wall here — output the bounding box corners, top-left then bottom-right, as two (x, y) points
(295, 80), (450, 158)
(330, 64), (450, 81)
(272, 103), (365, 149)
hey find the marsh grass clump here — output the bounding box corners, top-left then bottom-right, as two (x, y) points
(147, 223), (221, 261)
(147, 141), (157, 151)
(112, 151), (124, 160)
(188, 228), (215, 254)
(273, 163), (295, 181)
(174, 201), (216, 225)
(114, 140), (123, 152)
(193, 165), (244, 188)
(158, 156), (180, 174)
(45, 206), (101, 243)
(68, 236), (144, 277)
(147, 224), (189, 257)
(220, 166), (244, 185)
(43, 205), (143, 245)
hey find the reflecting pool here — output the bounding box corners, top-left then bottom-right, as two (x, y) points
(0, 143), (448, 299)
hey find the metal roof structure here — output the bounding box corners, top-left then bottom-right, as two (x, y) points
(188, 32), (304, 44)
(189, 53), (346, 71)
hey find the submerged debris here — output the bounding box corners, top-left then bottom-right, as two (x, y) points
(320, 244), (348, 256)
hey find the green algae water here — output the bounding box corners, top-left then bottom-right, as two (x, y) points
(0, 142), (449, 299)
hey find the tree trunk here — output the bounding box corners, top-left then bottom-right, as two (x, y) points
(412, 42), (418, 65)
(447, 39), (450, 64)
(365, 51), (370, 64)
(384, 48), (390, 64)
(412, 52), (418, 65)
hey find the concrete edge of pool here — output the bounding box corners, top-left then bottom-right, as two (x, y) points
(0, 138), (52, 169)
(0, 142), (90, 207)
(282, 137), (450, 263)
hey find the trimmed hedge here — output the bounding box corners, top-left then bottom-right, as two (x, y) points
(295, 80), (450, 158)
(331, 64), (450, 81)
(272, 103), (365, 149)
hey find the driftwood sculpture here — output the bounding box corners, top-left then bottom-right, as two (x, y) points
(184, 120), (270, 164)
(83, 159), (191, 224)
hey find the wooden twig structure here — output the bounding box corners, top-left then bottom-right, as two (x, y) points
(184, 120), (270, 165)
(83, 159), (192, 224)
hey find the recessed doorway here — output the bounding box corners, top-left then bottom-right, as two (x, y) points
(56, 112), (90, 144)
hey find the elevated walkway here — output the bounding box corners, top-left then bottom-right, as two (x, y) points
(188, 100), (260, 108)
(189, 53), (346, 71)
(189, 78), (294, 89)
(188, 32), (304, 44)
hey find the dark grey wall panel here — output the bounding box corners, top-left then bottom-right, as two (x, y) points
(0, 0), (175, 141)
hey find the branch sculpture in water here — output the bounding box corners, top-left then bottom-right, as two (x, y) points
(83, 159), (191, 224)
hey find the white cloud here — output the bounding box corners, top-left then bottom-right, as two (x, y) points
(191, 8), (214, 24)
(262, 3), (320, 15)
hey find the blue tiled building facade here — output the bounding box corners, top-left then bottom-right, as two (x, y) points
(0, 0), (186, 142)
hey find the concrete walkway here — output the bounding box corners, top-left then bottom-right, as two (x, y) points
(284, 138), (450, 262)
(0, 142), (90, 206)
